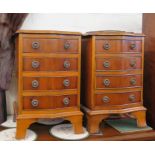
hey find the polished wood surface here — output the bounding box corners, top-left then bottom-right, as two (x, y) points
(16, 30), (83, 139)
(81, 31), (146, 134)
(85, 30), (145, 37)
(96, 74), (142, 89)
(95, 91), (142, 106)
(23, 95), (77, 109)
(81, 38), (94, 109)
(96, 55), (142, 71)
(17, 30), (81, 35)
(23, 37), (79, 53)
(23, 76), (78, 90)
(23, 57), (78, 71)
(95, 39), (142, 53)
(143, 13), (155, 129)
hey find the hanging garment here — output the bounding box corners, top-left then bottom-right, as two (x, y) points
(0, 91), (6, 123)
(0, 13), (28, 90)
(0, 13), (28, 124)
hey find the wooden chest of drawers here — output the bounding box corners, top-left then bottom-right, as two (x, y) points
(16, 30), (84, 139)
(81, 31), (147, 134)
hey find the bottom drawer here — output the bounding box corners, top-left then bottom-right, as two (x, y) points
(95, 91), (141, 106)
(23, 95), (78, 110)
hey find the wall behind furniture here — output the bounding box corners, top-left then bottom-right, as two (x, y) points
(21, 13), (142, 33)
(6, 13), (142, 114)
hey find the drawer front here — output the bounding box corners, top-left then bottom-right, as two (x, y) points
(23, 57), (78, 71)
(23, 76), (78, 90)
(95, 91), (141, 106)
(95, 39), (142, 53)
(23, 95), (77, 109)
(23, 38), (79, 53)
(126, 40), (142, 53)
(96, 56), (142, 71)
(96, 75), (142, 89)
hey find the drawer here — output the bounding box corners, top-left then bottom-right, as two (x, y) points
(96, 74), (142, 89)
(23, 57), (78, 71)
(23, 76), (78, 90)
(23, 38), (79, 53)
(95, 91), (141, 106)
(96, 56), (142, 71)
(23, 95), (77, 109)
(95, 39), (142, 53)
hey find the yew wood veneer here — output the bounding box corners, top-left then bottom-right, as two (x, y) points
(16, 30), (84, 139)
(81, 31), (147, 134)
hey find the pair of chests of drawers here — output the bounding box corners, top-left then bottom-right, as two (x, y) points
(94, 36), (143, 107)
(21, 34), (81, 110)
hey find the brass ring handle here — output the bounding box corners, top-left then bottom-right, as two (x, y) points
(130, 60), (136, 67)
(31, 99), (39, 107)
(130, 43), (136, 50)
(129, 94), (136, 102)
(130, 78), (137, 86)
(64, 42), (70, 49)
(103, 61), (110, 68)
(63, 97), (70, 106)
(32, 80), (39, 88)
(64, 60), (70, 69)
(103, 43), (110, 50)
(63, 79), (70, 87)
(32, 41), (40, 49)
(32, 61), (40, 69)
(103, 79), (110, 87)
(102, 96), (110, 103)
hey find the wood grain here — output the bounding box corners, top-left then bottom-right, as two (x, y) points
(96, 74), (142, 89)
(95, 91), (142, 106)
(96, 55), (142, 71)
(16, 30), (83, 139)
(23, 37), (79, 53)
(95, 39), (142, 53)
(23, 57), (78, 72)
(81, 31), (146, 134)
(23, 95), (78, 109)
(23, 76), (78, 90)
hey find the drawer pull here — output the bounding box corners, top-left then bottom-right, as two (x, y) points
(103, 79), (110, 87)
(32, 60), (40, 69)
(130, 43), (136, 50)
(103, 61), (110, 68)
(32, 41), (40, 49)
(130, 78), (137, 86)
(63, 79), (70, 87)
(64, 42), (70, 49)
(102, 96), (110, 103)
(32, 80), (39, 88)
(64, 60), (70, 69)
(130, 60), (136, 67)
(31, 99), (39, 107)
(103, 43), (110, 50)
(129, 94), (136, 102)
(63, 97), (70, 105)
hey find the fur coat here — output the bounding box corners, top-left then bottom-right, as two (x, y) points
(0, 13), (28, 124)
(0, 13), (28, 90)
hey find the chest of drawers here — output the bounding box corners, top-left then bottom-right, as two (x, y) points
(16, 30), (84, 139)
(81, 31), (147, 134)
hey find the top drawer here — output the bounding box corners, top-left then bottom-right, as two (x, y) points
(23, 38), (79, 53)
(95, 39), (142, 53)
